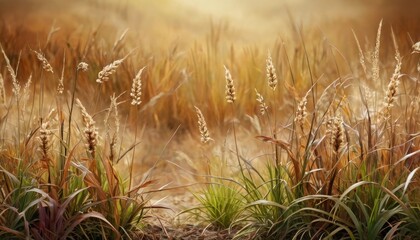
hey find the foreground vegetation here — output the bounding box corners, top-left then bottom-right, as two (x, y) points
(0, 1), (419, 238)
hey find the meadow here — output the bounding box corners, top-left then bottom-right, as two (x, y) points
(0, 0), (419, 239)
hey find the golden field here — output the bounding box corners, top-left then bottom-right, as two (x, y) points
(0, 0), (419, 239)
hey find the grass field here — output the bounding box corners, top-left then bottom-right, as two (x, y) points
(0, 0), (419, 239)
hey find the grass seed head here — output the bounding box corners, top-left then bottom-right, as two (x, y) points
(0, 73), (6, 105)
(326, 115), (345, 154)
(266, 52), (278, 91)
(1, 46), (20, 98)
(194, 106), (211, 144)
(224, 65), (236, 103)
(76, 98), (98, 158)
(294, 92), (308, 128)
(412, 41), (420, 54)
(77, 62), (89, 72)
(255, 89), (268, 115)
(34, 50), (54, 73)
(96, 58), (124, 83)
(38, 121), (53, 162)
(383, 49), (402, 118)
(130, 66), (145, 106)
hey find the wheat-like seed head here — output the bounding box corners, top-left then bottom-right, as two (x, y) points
(76, 98), (98, 158)
(294, 92), (308, 128)
(383, 49), (402, 118)
(130, 66), (145, 106)
(34, 50), (54, 74)
(352, 30), (367, 77)
(372, 20), (383, 84)
(0, 73), (6, 105)
(194, 106), (211, 144)
(57, 54), (66, 94)
(96, 58), (124, 83)
(266, 52), (278, 91)
(38, 121), (52, 162)
(77, 62), (89, 72)
(104, 94), (120, 162)
(326, 115), (345, 154)
(412, 41), (420, 54)
(255, 89), (268, 115)
(1, 46), (20, 98)
(224, 65), (236, 103)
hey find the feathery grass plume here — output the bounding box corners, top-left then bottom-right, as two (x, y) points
(77, 62), (89, 72)
(255, 89), (268, 115)
(104, 94), (120, 162)
(326, 115), (345, 154)
(372, 20), (383, 84)
(22, 74), (32, 104)
(34, 50), (54, 73)
(294, 92), (308, 128)
(38, 121), (53, 162)
(76, 98), (98, 158)
(57, 53), (65, 94)
(194, 106), (211, 144)
(383, 45), (402, 118)
(0, 73), (6, 105)
(352, 30), (367, 77)
(96, 58), (124, 83)
(412, 41), (420, 54)
(1, 46), (20, 98)
(224, 65), (236, 103)
(130, 66), (146, 106)
(266, 52), (278, 91)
